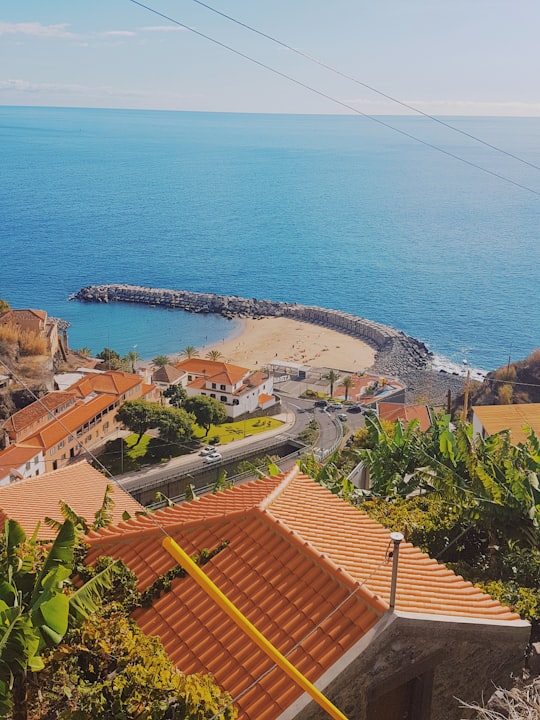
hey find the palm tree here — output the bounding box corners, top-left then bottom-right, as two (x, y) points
(342, 375), (353, 401)
(152, 354), (170, 367)
(206, 349), (224, 361)
(324, 369), (340, 399)
(180, 345), (199, 359)
(124, 350), (140, 373)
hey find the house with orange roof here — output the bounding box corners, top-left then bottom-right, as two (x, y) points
(1, 391), (77, 448)
(84, 466), (529, 720)
(0, 444), (45, 485)
(176, 358), (275, 418)
(0, 371), (159, 474)
(152, 363), (186, 392)
(0, 460), (144, 540)
(472, 403), (540, 445)
(377, 402), (432, 431)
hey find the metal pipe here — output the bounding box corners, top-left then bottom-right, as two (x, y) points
(389, 531), (404, 610)
(162, 536), (348, 720)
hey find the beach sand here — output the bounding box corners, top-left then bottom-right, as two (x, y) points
(199, 317), (376, 372)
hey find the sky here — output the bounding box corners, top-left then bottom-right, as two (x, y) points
(1, 0), (540, 115)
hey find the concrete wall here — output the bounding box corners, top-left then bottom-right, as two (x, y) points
(290, 612), (529, 720)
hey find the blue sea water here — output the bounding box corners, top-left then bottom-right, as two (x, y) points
(1, 106), (539, 370)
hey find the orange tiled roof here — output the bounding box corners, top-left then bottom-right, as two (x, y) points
(22, 394), (115, 450)
(67, 370), (143, 398)
(473, 403), (540, 444)
(2, 391), (77, 435)
(247, 371), (269, 387)
(258, 393), (273, 404)
(0, 460), (144, 540)
(176, 358), (248, 385)
(84, 468), (520, 720)
(0, 445), (42, 475)
(378, 402), (432, 431)
(152, 365), (185, 384)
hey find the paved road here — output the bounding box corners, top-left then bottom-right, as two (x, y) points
(115, 391), (365, 500)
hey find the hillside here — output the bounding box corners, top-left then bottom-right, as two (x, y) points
(459, 349), (540, 410)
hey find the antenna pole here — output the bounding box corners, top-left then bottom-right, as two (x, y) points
(461, 370), (471, 422)
(389, 532), (404, 610)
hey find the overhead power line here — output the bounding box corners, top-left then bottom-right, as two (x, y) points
(187, 0), (540, 175)
(127, 0), (540, 198)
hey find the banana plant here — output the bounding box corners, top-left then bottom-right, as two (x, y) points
(0, 518), (119, 720)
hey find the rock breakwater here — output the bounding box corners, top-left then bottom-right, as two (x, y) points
(71, 283), (435, 381)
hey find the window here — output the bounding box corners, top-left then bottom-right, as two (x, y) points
(26, 462), (31, 470)
(104, 422), (109, 431)
(210, 393), (216, 399)
(220, 384), (226, 391)
(58, 440), (65, 449)
(220, 396), (227, 402)
(212, 383), (216, 389)
(50, 447), (55, 456)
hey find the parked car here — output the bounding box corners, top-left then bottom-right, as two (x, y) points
(314, 399), (328, 408)
(328, 402), (342, 410)
(203, 452), (222, 464)
(348, 405), (363, 413)
(337, 413), (348, 421)
(199, 446), (215, 456)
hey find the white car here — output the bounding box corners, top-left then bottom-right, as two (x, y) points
(337, 413), (348, 421)
(203, 452), (222, 464)
(199, 446), (215, 456)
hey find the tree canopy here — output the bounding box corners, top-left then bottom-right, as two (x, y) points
(184, 396), (227, 436)
(163, 383), (188, 408)
(116, 400), (161, 445)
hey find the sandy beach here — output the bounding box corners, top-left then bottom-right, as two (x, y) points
(199, 317), (376, 372)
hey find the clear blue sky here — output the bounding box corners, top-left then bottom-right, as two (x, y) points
(2, 0), (539, 115)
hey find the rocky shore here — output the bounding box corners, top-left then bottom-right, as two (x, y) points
(70, 284), (465, 405)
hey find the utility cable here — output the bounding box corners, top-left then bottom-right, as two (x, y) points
(207, 546), (394, 720)
(187, 0), (540, 174)
(127, 0), (540, 198)
(0, 358), (170, 538)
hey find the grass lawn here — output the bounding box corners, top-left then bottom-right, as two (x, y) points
(193, 417), (283, 446)
(99, 418), (284, 474)
(124, 433), (152, 459)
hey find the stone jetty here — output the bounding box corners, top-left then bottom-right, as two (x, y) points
(70, 283), (434, 378)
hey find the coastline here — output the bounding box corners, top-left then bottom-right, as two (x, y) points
(198, 316), (466, 406)
(72, 284), (468, 406)
(199, 317), (377, 372)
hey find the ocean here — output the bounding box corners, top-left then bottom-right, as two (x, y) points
(1, 106), (539, 371)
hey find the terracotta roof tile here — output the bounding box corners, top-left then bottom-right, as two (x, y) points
(175, 359), (248, 385)
(81, 468), (523, 719)
(0, 460), (144, 539)
(22, 394), (116, 449)
(67, 370), (143, 398)
(0, 445), (42, 474)
(2, 391), (77, 435)
(152, 365), (185, 384)
(473, 403), (540, 444)
(378, 402), (432, 431)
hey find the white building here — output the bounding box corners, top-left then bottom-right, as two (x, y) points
(175, 358), (275, 419)
(0, 445), (45, 486)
